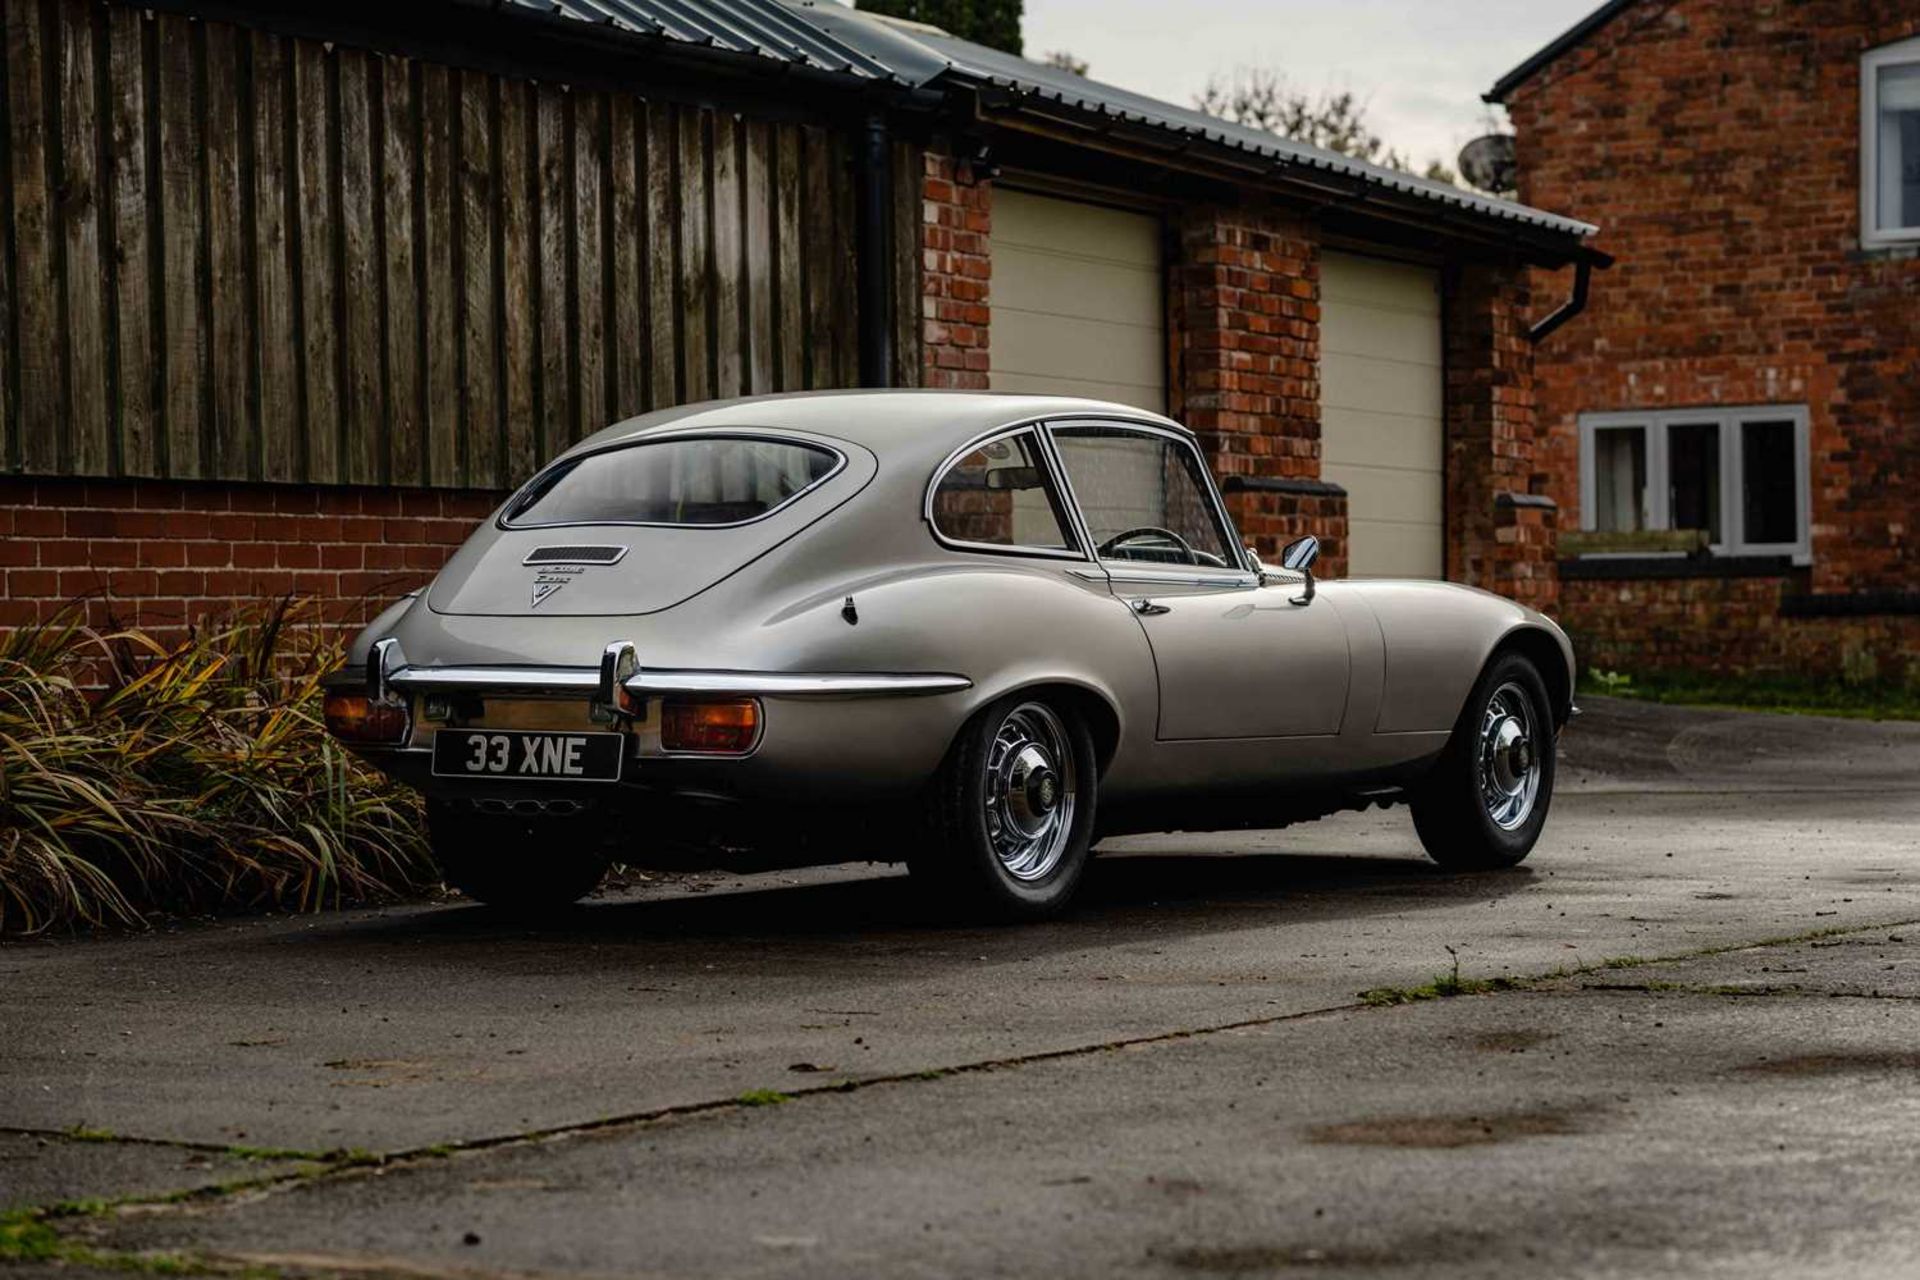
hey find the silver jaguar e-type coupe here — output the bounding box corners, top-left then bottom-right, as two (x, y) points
(325, 391), (1573, 918)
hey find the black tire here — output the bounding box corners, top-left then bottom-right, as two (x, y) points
(426, 800), (611, 910)
(1410, 651), (1556, 870)
(909, 693), (1099, 920)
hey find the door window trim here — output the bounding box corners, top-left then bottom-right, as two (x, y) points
(923, 425), (1092, 561)
(1041, 418), (1253, 580)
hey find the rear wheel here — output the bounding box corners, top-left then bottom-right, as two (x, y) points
(426, 800), (611, 910)
(1410, 652), (1556, 870)
(910, 694), (1098, 919)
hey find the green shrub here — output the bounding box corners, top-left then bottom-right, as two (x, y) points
(0, 600), (433, 935)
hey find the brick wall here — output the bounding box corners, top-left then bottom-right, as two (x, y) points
(1563, 571), (1920, 686)
(1506, 0), (1920, 667)
(0, 478), (499, 638)
(1444, 262), (1558, 613)
(1169, 206), (1348, 573)
(920, 146), (991, 390)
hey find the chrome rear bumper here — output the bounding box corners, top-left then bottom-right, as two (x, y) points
(361, 638), (971, 704)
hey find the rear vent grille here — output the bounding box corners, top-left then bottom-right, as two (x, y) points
(523, 545), (628, 566)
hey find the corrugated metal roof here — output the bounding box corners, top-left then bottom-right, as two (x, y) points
(493, 0), (945, 83)
(779, 2), (1593, 239)
(493, 0), (1595, 240)
(905, 26), (1595, 238)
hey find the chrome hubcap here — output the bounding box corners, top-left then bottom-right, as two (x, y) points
(984, 702), (1077, 882)
(1478, 682), (1541, 831)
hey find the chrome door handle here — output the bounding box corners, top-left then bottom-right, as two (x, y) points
(1130, 598), (1170, 616)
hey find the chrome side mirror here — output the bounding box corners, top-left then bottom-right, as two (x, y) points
(1280, 534), (1319, 606)
(1280, 535), (1320, 572)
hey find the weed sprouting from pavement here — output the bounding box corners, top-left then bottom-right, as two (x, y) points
(1360, 944), (1534, 1006)
(1360, 974), (1531, 1007)
(736, 1089), (791, 1107)
(218, 1144), (320, 1163)
(1355, 920), (1910, 1008)
(1, 1205), (234, 1276)
(0, 1210), (62, 1262)
(0, 1142), (404, 1278)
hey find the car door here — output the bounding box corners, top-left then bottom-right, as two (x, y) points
(1047, 421), (1351, 740)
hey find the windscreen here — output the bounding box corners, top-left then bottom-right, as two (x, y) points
(503, 437), (839, 528)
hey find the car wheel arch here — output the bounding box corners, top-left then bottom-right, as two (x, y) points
(953, 678), (1123, 777)
(1485, 625), (1574, 730)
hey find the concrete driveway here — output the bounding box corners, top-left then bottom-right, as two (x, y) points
(4, 697), (1919, 1277)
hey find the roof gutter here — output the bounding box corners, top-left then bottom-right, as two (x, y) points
(971, 98), (1597, 267)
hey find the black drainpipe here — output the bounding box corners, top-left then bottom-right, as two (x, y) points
(1528, 248), (1614, 344)
(856, 110), (894, 387)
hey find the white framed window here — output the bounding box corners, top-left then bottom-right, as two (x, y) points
(1863, 36), (1920, 249)
(1577, 406), (1810, 564)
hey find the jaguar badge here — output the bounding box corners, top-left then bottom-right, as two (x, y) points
(530, 565), (588, 608)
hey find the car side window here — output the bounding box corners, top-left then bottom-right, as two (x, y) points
(929, 430), (1078, 553)
(1050, 426), (1239, 569)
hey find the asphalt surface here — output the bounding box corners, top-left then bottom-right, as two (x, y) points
(3, 696), (1919, 1277)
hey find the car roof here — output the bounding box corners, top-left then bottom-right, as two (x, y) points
(565, 390), (1190, 461)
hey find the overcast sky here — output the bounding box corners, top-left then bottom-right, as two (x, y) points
(1019, 0), (1601, 172)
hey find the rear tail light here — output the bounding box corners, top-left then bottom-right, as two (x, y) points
(660, 698), (761, 755)
(323, 691), (410, 744)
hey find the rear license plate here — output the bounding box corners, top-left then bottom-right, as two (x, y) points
(432, 729), (625, 782)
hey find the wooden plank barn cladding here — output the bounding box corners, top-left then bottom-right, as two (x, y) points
(0, 0), (916, 490)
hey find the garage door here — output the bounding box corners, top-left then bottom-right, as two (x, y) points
(989, 189), (1164, 413)
(1319, 251), (1444, 578)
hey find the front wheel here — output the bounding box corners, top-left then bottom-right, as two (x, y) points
(1410, 652), (1556, 870)
(427, 800), (611, 910)
(909, 694), (1099, 919)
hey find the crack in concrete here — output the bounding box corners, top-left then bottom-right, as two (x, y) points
(0, 1125), (329, 1162)
(12, 914), (1919, 1261)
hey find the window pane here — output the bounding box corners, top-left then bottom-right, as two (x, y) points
(505, 437), (837, 526)
(930, 432), (1074, 551)
(1591, 427), (1647, 532)
(1052, 427), (1238, 569)
(1878, 62), (1920, 232)
(1741, 420), (1799, 546)
(1667, 422), (1721, 541)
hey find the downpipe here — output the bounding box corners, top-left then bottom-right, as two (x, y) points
(856, 110), (894, 387)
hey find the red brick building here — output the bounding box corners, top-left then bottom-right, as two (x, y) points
(1492, 0), (1920, 682)
(0, 0), (1597, 640)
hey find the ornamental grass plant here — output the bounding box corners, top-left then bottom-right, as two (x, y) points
(0, 598), (433, 935)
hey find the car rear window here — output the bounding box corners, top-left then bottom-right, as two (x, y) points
(503, 436), (840, 528)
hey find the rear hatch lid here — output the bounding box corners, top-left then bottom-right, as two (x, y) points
(428, 433), (872, 616)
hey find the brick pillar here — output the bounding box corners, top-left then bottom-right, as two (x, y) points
(1444, 262), (1558, 612)
(920, 146), (991, 390)
(1170, 205), (1347, 575)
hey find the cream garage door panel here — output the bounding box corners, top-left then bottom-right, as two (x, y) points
(1320, 250), (1443, 579)
(990, 189), (1164, 412)
(1322, 355), (1443, 420)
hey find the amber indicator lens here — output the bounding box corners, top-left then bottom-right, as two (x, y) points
(661, 698), (761, 754)
(322, 691), (410, 744)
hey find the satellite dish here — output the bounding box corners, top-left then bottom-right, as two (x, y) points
(1458, 133), (1518, 194)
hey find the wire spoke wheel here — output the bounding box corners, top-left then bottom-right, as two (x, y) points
(981, 701), (1078, 882)
(1476, 680), (1542, 831)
